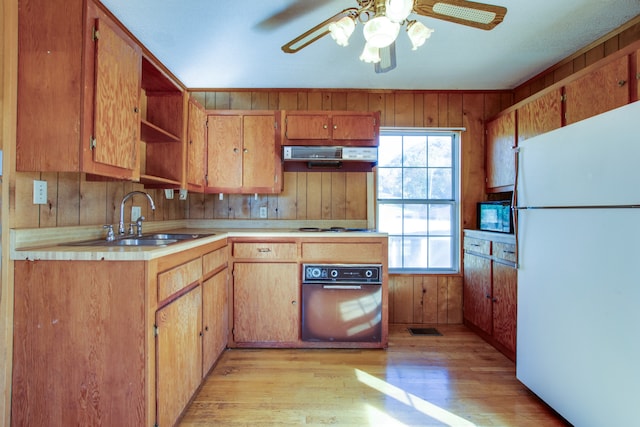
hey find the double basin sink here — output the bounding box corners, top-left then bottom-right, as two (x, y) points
(66, 232), (215, 247)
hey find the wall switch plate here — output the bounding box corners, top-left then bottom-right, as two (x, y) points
(33, 180), (47, 204)
(259, 206), (268, 218)
(131, 206), (141, 221)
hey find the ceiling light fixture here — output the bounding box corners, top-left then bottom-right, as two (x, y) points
(327, 0), (434, 64)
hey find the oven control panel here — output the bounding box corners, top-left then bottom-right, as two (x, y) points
(302, 264), (382, 284)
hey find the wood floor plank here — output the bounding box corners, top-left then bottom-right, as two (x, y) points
(180, 325), (569, 426)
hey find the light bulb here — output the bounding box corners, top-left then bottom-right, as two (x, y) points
(362, 16), (400, 48)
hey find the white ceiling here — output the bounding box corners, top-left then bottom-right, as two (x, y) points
(100, 0), (640, 90)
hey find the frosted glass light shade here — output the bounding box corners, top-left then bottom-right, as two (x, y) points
(359, 43), (381, 63)
(362, 16), (400, 48)
(407, 21), (434, 50)
(385, 0), (414, 23)
(328, 16), (356, 47)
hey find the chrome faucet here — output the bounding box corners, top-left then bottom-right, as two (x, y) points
(118, 191), (156, 235)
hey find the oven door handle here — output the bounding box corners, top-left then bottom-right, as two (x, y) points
(322, 284), (362, 290)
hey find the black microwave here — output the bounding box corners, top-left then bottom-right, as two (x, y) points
(477, 201), (513, 233)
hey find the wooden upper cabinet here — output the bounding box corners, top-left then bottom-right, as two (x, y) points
(93, 17), (141, 172)
(485, 110), (516, 192)
(517, 88), (563, 144)
(285, 113), (331, 139)
(16, 0), (142, 179)
(206, 111), (283, 194)
(564, 55), (630, 125)
(186, 98), (207, 192)
(283, 111), (380, 146)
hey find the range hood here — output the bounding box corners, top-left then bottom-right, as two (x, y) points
(282, 146), (377, 172)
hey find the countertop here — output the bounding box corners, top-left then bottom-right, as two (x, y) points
(10, 222), (388, 261)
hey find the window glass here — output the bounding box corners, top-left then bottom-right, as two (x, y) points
(377, 129), (460, 273)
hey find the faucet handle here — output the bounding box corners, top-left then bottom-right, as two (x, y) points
(135, 216), (146, 237)
(103, 224), (115, 241)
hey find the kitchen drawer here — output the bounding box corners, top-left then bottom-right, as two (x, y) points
(464, 237), (491, 255)
(157, 258), (202, 302)
(493, 242), (517, 263)
(302, 242), (383, 263)
(203, 245), (229, 276)
(232, 242), (298, 260)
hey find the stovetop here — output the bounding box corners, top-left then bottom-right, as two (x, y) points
(298, 227), (375, 233)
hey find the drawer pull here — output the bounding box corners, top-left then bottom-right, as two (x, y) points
(470, 243), (480, 247)
(504, 250), (516, 254)
(257, 248), (272, 253)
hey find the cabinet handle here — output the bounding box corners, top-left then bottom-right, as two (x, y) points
(243, 148), (248, 153)
(133, 107), (139, 113)
(257, 248), (272, 253)
(504, 250), (516, 254)
(323, 124), (328, 129)
(492, 297), (498, 303)
(292, 301), (297, 305)
(205, 326), (209, 331)
(233, 148), (239, 153)
(333, 125), (338, 130)
(618, 80), (627, 87)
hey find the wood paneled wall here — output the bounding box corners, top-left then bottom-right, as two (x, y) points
(514, 15), (640, 102)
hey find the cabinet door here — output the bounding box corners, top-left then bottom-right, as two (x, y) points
(93, 16), (141, 171)
(186, 98), (207, 191)
(243, 113), (281, 192)
(233, 263), (299, 343)
(202, 268), (228, 377)
(207, 114), (243, 189)
(485, 110), (516, 192)
(285, 113), (331, 139)
(492, 262), (517, 354)
(156, 285), (202, 427)
(565, 55), (630, 125)
(517, 88), (563, 144)
(332, 114), (377, 140)
(463, 252), (492, 334)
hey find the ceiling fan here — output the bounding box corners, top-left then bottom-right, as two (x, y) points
(281, 0), (507, 73)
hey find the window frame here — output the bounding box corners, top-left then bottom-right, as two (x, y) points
(376, 127), (461, 274)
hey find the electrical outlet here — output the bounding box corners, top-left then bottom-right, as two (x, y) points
(131, 206), (142, 221)
(33, 180), (47, 204)
(259, 206), (268, 218)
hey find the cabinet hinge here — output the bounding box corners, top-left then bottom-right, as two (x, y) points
(90, 137), (97, 150)
(153, 324), (159, 337)
(92, 27), (99, 41)
(274, 120), (278, 129)
(561, 94), (567, 102)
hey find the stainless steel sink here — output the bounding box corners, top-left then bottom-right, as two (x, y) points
(64, 232), (215, 247)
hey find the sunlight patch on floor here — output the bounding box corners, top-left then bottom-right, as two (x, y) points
(355, 368), (477, 427)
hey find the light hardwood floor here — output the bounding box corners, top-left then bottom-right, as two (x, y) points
(180, 324), (570, 426)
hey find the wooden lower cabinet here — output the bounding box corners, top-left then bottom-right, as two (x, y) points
(12, 261), (147, 427)
(463, 231), (517, 361)
(232, 262), (299, 344)
(11, 239), (229, 427)
(202, 267), (228, 376)
(156, 285), (203, 427)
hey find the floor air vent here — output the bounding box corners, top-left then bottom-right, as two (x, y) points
(408, 327), (442, 336)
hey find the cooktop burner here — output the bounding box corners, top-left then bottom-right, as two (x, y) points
(298, 227), (374, 232)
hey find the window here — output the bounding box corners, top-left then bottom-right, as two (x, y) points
(377, 129), (460, 273)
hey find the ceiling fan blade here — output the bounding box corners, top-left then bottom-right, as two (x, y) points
(257, 0), (335, 31)
(375, 42), (397, 73)
(282, 8), (358, 54)
(413, 0), (507, 30)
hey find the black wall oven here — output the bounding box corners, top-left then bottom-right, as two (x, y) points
(301, 264), (382, 343)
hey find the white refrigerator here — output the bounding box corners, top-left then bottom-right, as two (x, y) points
(516, 101), (640, 427)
